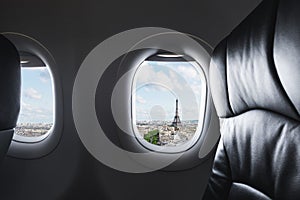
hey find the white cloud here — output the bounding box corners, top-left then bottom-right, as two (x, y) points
(39, 69), (51, 83)
(136, 95), (147, 104)
(21, 101), (34, 112)
(136, 63), (184, 93)
(24, 88), (42, 100)
(134, 61), (203, 121)
(176, 65), (198, 79)
(135, 107), (150, 120)
(40, 77), (50, 83)
(19, 101), (53, 123)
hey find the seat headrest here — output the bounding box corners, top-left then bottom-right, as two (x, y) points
(210, 0), (300, 120)
(0, 35), (20, 131)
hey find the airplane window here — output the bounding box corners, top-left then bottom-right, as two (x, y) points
(15, 54), (54, 139)
(132, 53), (206, 152)
(2, 34), (63, 158)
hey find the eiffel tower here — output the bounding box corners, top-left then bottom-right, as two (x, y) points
(172, 99), (181, 128)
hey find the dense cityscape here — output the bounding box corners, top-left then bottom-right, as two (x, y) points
(136, 120), (198, 146)
(15, 123), (53, 137)
(136, 99), (199, 146)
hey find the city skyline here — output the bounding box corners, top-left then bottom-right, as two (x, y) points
(134, 60), (203, 121)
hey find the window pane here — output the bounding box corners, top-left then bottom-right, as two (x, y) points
(133, 60), (205, 148)
(15, 67), (54, 137)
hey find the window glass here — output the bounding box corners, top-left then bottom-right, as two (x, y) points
(15, 67), (54, 137)
(132, 58), (206, 149)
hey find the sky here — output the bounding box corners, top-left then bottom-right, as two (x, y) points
(133, 61), (204, 121)
(17, 61), (203, 124)
(17, 67), (54, 124)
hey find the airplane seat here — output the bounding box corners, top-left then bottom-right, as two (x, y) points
(203, 0), (300, 199)
(0, 35), (20, 164)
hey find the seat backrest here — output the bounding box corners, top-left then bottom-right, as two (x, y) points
(0, 35), (20, 163)
(203, 0), (300, 199)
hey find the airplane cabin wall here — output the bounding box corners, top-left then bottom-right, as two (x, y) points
(0, 0), (261, 199)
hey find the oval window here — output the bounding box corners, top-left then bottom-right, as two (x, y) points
(15, 52), (54, 141)
(132, 53), (206, 152)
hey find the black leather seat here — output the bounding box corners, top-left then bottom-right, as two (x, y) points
(0, 35), (20, 163)
(203, 0), (300, 199)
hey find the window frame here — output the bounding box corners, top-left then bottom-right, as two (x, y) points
(14, 54), (55, 143)
(2, 32), (63, 159)
(131, 56), (207, 153)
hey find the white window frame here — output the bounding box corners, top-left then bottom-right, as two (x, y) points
(131, 58), (207, 153)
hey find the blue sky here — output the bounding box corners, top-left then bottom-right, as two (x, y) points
(134, 61), (203, 121)
(17, 62), (203, 123)
(18, 67), (54, 124)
